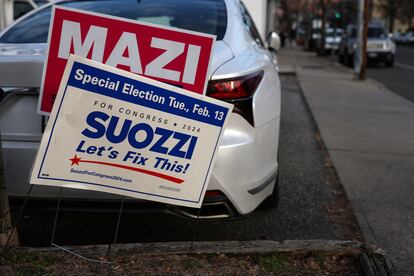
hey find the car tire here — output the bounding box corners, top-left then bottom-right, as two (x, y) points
(338, 52), (344, 64)
(345, 52), (354, 67)
(261, 170), (280, 209)
(385, 56), (394, 67)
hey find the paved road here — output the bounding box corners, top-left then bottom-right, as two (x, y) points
(368, 45), (414, 103)
(14, 76), (360, 246)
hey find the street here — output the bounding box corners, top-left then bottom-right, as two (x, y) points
(13, 75), (361, 247)
(368, 45), (414, 103)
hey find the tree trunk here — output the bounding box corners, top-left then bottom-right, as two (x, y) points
(0, 132), (19, 246)
(319, 0), (328, 54)
(388, 0), (395, 33)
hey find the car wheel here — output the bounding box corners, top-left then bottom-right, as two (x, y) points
(261, 169), (280, 209)
(345, 52), (354, 67)
(338, 52), (344, 64)
(385, 56), (394, 67)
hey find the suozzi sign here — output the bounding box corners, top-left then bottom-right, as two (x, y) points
(38, 6), (215, 114)
(31, 55), (232, 208)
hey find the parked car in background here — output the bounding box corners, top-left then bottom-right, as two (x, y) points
(295, 26), (306, 47)
(403, 32), (414, 45)
(325, 28), (343, 51)
(0, 0), (281, 219)
(338, 23), (396, 67)
(392, 31), (404, 44)
(393, 30), (414, 45)
(0, 0), (51, 30)
(316, 27), (343, 53)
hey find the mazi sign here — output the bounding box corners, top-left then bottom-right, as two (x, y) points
(38, 6), (215, 114)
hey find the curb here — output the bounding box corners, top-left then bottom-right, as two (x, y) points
(278, 65), (297, 76)
(294, 65), (397, 275)
(295, 65), (379, 247)
(366, 78), (414, 109)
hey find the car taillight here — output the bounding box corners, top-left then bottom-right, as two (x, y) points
(205, 190), (224, 198)
(207, 71), (263, 126)
(207, 71), (264, 100)
(203, 190), (226, 203)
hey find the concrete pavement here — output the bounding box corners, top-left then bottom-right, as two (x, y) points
(278, 47), (414, 275)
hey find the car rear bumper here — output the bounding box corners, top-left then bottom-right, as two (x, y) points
(9, 191), (243, 220)
(325, 43), (339, 50)
(367, 51), (393, 62)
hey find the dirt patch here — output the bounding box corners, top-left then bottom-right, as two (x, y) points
(314, 132), (364, 242)
(0, 250), (360, 275)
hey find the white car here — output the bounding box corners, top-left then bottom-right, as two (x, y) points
(324, 28), (343, 51)
(339, 23), (396, 67)
(0, 0), (281, 219)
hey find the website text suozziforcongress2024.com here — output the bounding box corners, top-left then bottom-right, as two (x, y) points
(69, 168), (132, 183)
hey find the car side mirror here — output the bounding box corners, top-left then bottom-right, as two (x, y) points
(267, 32), (280, 51)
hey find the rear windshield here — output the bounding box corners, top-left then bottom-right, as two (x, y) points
(367, 27), (387, 38)
(350, 27), (387, 39)
(0, 0), (227, 43)
(326, 29), (343, 35)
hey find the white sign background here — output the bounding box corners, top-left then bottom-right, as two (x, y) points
(30, 55), (232, 208)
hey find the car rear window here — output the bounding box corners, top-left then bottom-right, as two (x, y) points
(349, 26), (387, 39)
(367, 27), (387, 38)
(0, 0), (227, 43)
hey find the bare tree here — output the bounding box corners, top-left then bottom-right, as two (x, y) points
(319, 0), (332, 54)
(376, 0), (414, 32)
(397, 0), (414, 30)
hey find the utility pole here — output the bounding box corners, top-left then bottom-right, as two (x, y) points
(355, 0), (369, 80)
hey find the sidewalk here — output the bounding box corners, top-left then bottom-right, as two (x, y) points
(278, 47), (414, 275)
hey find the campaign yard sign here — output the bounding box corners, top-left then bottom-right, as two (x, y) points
(30, 55), (232, 208)
(38, 6), (215, 114)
